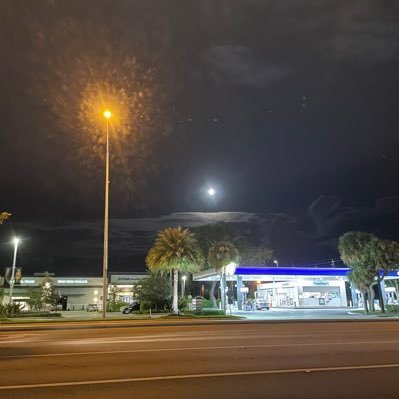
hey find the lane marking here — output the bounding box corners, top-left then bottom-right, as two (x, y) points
(1, 363), (399, 390)
(2, 327), (399, 344)
(2, 339), (399, 360)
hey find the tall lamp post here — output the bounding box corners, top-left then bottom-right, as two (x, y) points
(8, 237), (20, 305)
(102, 109), (112, 318)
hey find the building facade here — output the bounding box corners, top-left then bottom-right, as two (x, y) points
(2, 271), (147, 310)
(193, 265), (399, 310)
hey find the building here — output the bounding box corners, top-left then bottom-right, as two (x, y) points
(2, 271), (147, 310)
(108, 272), (148, 303)
(193, 265), (399, 309)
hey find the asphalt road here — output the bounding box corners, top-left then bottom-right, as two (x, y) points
(1, 320), (399, 398)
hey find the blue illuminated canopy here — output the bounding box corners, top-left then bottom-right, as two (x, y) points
(235, 266), (399, 277)
(235, 266), (351, 276)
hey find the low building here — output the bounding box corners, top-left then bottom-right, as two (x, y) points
(108, 272), (148, 303)
(193, 265), (399, 309)
(2, 271), (147, 310)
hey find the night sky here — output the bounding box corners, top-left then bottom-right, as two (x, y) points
(1, 1), (399, 275)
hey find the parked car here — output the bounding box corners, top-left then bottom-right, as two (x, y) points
(86, 303), (99, 312)
(255, 299), (270, 310)
(121, 302), (140, 314)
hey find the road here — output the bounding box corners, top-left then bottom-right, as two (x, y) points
(1, 320), (399, 398)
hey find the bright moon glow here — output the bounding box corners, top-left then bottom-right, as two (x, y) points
(208, 188), (215, 196)
(103, 110), (112, 119)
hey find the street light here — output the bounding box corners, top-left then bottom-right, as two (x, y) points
(102, 109), (112, 318)
(208, 188), (215, 196)
(273, 259), (279, 267)
(181, 275), (187, 297)
(8, 237), (20, 305)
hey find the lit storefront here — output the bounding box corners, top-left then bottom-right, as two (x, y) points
(256, 278), (347, 308)
(3, 272), (147, 310)
(108, 272), (148, 303)
(193, 266), (399, 309)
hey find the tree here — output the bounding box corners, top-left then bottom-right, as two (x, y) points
(194, 223), (273, 307)
(194, 222), (239, 307)
(107, 285), (125, 312)
(363, 238), (399, 313)
(26, 289), (44, 310)
(238, 240), (273, 265)
(39, 272), (59, 310)
(208, 241), (240, 313)
(194, 223), (238, 306)
(146, 226), (204, 314)
(339, 231), (399, 313)
(348, 265), (375, 314)
(135, 274), (172, 311)
(0, 212), (11, 224)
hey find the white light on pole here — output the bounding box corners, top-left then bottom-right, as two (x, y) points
(181, 275), (187, 297)
(8, 237), (20, 305)
(273, 259), (279, 267)
(208, 188), (215, 196)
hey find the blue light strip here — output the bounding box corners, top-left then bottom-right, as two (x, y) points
(235, 266), (350, 276)
(235, 266), (399, 277)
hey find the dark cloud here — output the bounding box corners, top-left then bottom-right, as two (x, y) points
(206, 45), (292, 88)
(2, 198), (399, 276)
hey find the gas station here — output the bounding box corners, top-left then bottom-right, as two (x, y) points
(193, 265), (399, 310)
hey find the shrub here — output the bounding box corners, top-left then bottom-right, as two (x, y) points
(386, 304), (399, 313)
(202, 298), (216, 308)
(0, 303), (24, 318)
(17, 312), (61, 318)
(202, 308), (225, 316)
(179, 297), (191, 311)
(107, 300), (128, 312)
(131, 309), (170, 314)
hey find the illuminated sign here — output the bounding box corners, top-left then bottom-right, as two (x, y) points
(57, 279), (88, 284)
(21, 279), (35, 284)
(313, 281), (329, 286)
(110, 275), (146, 284)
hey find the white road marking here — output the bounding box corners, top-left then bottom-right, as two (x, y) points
(2, 339), (399, 359)
(1, 327), (399, 345)
(1, 362), (399, 390)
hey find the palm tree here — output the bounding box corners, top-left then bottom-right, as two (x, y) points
(146, 226), (204, 314)
(208, 241), (239, 313)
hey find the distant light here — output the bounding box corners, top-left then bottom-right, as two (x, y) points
(225, 262), (237, 276)
(13, 237), (19, 245)
(208, 188), (215, 196)
(273, 259), (279, 267)
(103, 110), (112, 119)
(182, 275), (187, 281)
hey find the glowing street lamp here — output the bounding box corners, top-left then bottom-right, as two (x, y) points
(274, 259), (279, 267)
(208, 188), (215, 196)
(102, 109), (112, 318)
(181, 275), (187, 297)
(8, 237), (20, 305)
